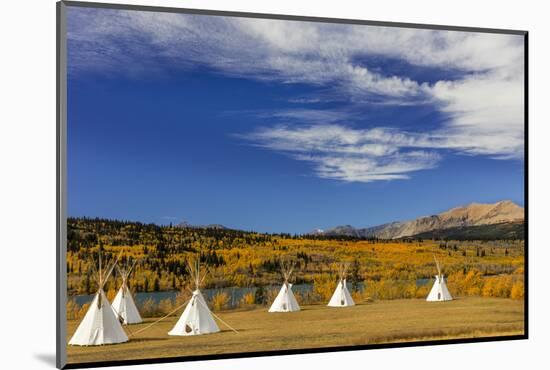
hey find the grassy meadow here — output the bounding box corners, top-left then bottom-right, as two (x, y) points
(66, 218), (525, 364)
(67, 297), (524, 364)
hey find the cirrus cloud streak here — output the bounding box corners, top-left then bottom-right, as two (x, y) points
(239, 124), (442, 182)
(67, 7), (525, 183)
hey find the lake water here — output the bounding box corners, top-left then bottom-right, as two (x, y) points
(72, 283), (315, 307)
(71, 279), (432, 308)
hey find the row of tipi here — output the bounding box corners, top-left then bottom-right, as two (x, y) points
(69, 253), (132, 346)
(266, 255), (452, 312)
(69, 255), (226, 346)
(69, 254), (452, 346)
(268, 261), (356, 312)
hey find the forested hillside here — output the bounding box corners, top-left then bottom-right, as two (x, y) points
(67, 217), (525, 304)
(68, 217), (320, 294)
(412, 222), (525, 240)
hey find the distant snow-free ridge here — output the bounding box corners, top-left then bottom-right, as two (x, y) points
(309, 200), (524, 239)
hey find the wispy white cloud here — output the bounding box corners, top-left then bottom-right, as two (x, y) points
(69, 9), (520, 99)
(239, 117), (523, 182)
(68, 7), (525, 182)
(430, 71), (524, 159)
(256, 109), (353, 123)
(308, 151), (440, 182)
(239, 124), (441, 182)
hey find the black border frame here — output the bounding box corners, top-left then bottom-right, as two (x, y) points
(56, 1), (528, 368)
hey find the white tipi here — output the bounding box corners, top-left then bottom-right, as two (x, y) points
(426, 255), (453, 302)
(168, 259), (220, 336)
(328, 263), (355, 307)
(69, 251), (129, 346)
(111, 259), (143, 325)
(268, 260), (300, 313)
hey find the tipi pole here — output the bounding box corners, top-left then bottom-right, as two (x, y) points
(199, 267), (209, 286)
(124, 322), (134, 337)
(129, 297), (192, 337)
(197, 299), (239, 334)
(111, 305), (135, 336)
(99, 249), (102, 287)
(127, 259), (138, 277)
(101, 251), (123, 290)
(433, 254), (442, 279)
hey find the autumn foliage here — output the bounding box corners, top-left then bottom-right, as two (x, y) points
(66, 217), (524, 319)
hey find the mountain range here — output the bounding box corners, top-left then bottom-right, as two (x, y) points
(175, 221), (228, 230)
(309, 200), (524, 239)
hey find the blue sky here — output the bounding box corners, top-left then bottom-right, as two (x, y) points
(67, 7), (525, 233)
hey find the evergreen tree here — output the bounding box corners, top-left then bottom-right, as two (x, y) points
(83, 272), (91, 295)
(143, 278), (149, 292)
(349, 259), (361, 292)
(254, 286), (266, 305)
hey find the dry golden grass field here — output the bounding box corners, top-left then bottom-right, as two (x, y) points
(67, 296), (524, 365)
